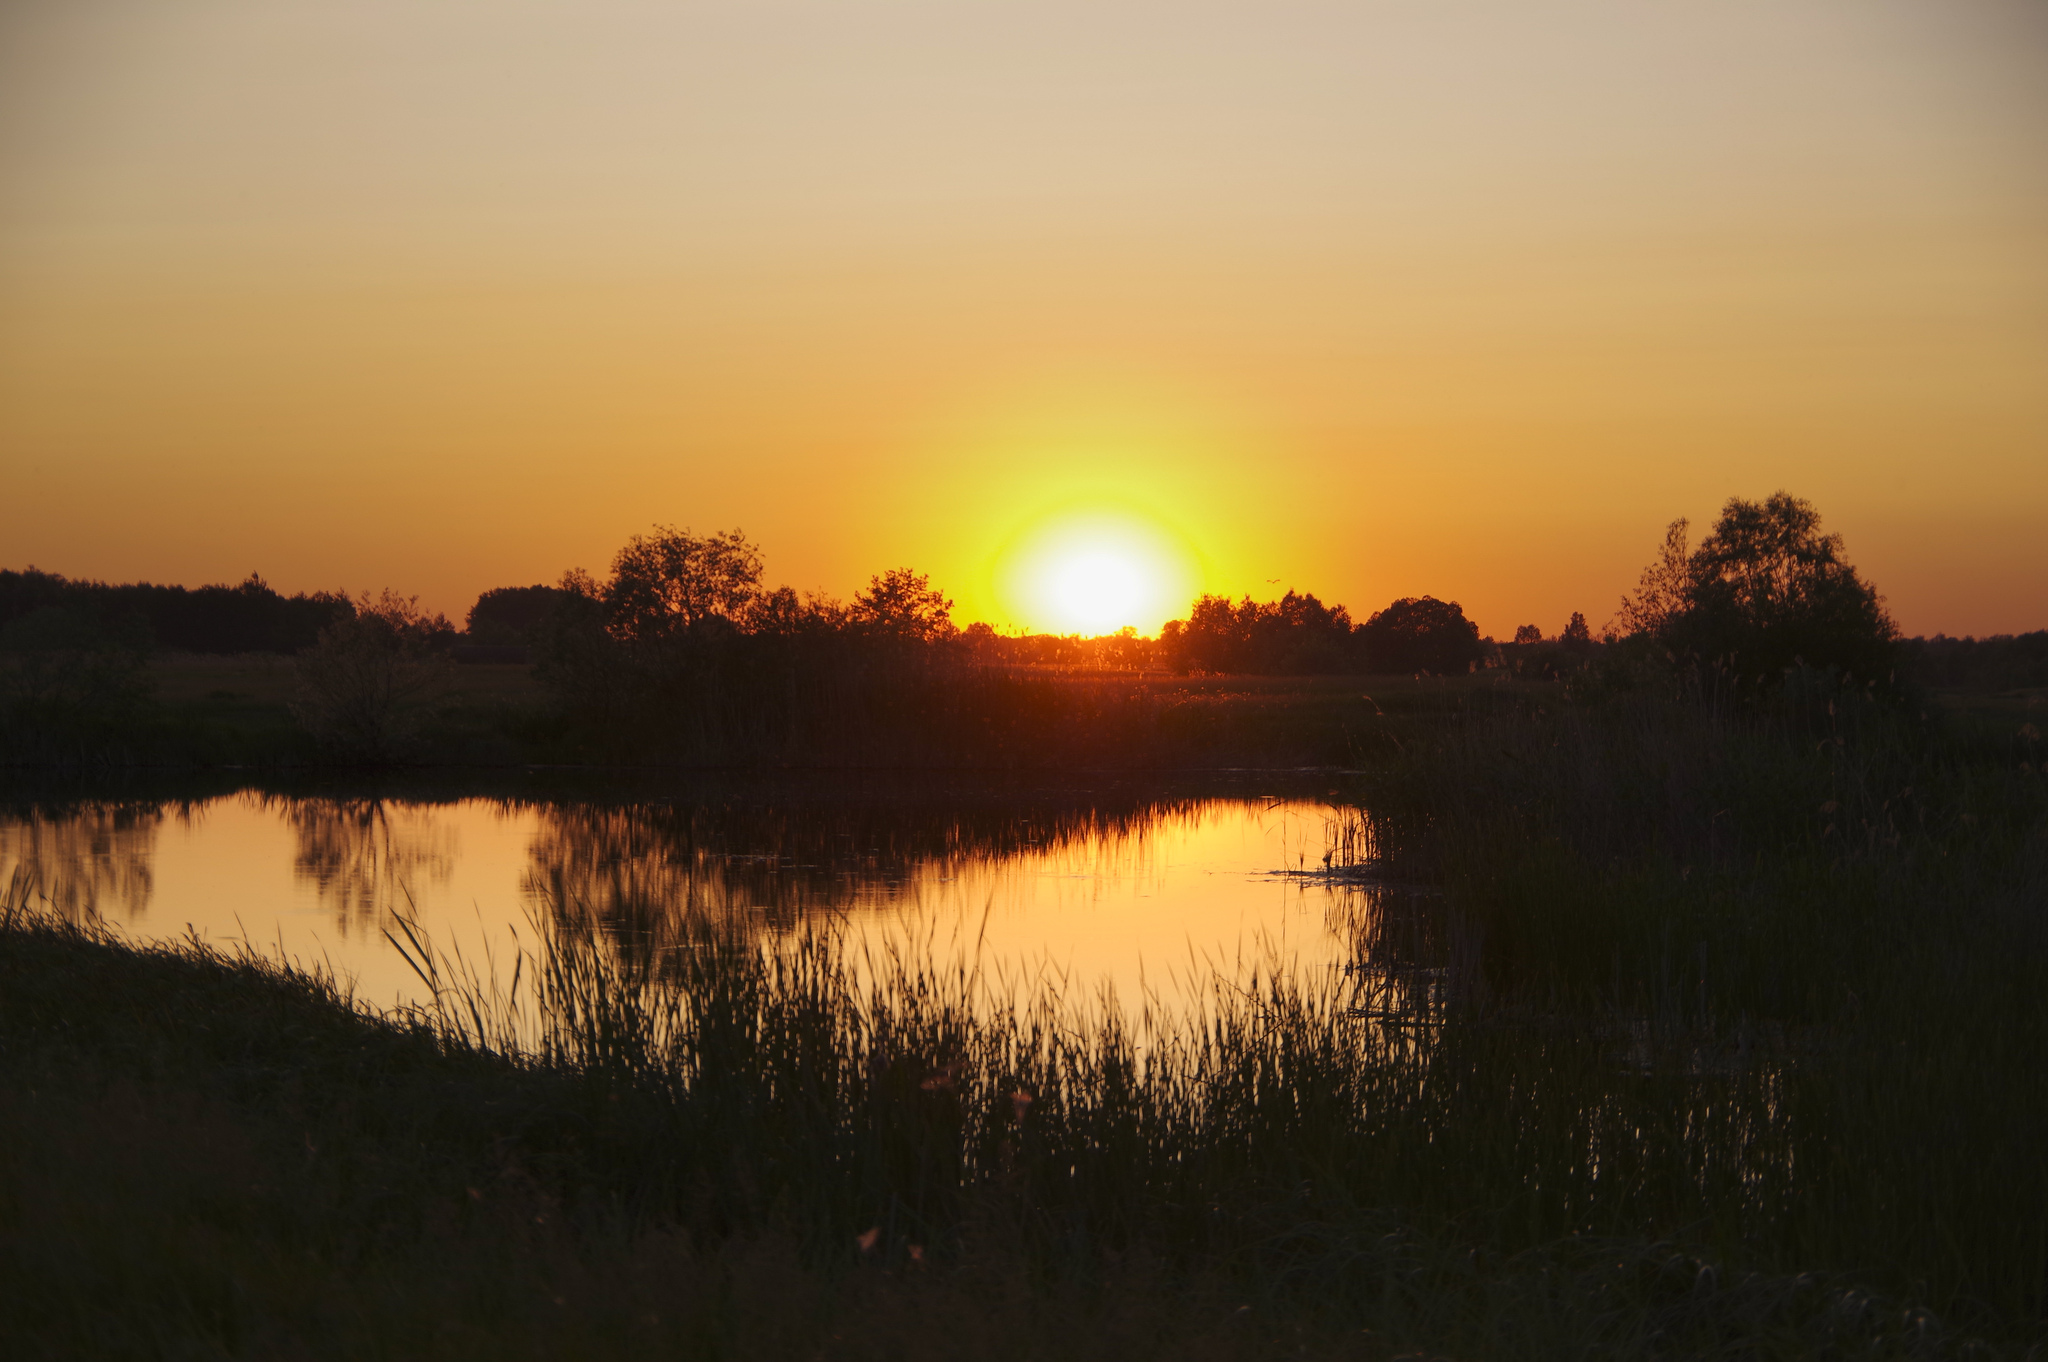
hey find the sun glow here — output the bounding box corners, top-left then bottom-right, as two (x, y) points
(994, 509), (1201, 636)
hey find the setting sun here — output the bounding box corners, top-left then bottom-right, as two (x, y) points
(993, 509), (1202, 636)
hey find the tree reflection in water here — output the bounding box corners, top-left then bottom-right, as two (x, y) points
(520, 790), (1213, 963)
(257, 796), (460, 936)
(0, 802), (166, 921)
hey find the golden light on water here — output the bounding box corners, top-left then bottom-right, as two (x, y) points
(994, 508), (1202, 636)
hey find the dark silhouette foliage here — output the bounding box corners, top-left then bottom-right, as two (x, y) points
(1155, 591), (1488, 676)
(1561, 612), (1592, 651)
(851, 568), (957, 642)
(1616, 492), (1897, 686)
(1513, 624), (1543, 645)
(1356, 597), (1486, 675)
(961, 625), (1154, 671)
(603, 527), (764, 646)
(533, 528), (978, 762)
(1900, 631), (2048, 692)
(1160, 591), (1355, 674)
(0, 603), (155, 762)
(0, 568), (350, 655)
(464, 585), (570, 645)
(292, 591), (457, 761)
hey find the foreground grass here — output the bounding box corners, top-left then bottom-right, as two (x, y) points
(0, 922), (2021, 1355)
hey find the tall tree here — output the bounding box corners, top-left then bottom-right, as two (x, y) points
(1618, 493), (1896, 684)
(603, 527), (763, 645)
(851, 568), (956, 642)
(1358, 597), (1485, 675)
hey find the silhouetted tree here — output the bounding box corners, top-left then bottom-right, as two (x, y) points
(1562, 612), (1592, 651)
(852, 568), (956, 642)
(1254, 591), (1356, 672)
(292, 591), (456, 761)
(1161, 591), (1357, 674)
(604, 527), (763, 645)
(1172, 595), (1252, 672)
(0, 603), (155, 761)
(466, 585), (570, 644)
(1513, 624), (1543, 645)
(1357, 597), (1485, 675)
(1902, 631), (2048, 692)
(1616, 519), (1697, 642)
(1617, 493), (1896, 685)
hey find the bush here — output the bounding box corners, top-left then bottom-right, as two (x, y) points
(292, 592), (455, 761)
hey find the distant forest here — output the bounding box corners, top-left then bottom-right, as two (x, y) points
(0, 568), (356, 655)
(3, 559), (2044, 691)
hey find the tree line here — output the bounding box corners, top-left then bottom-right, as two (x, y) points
(3, 492), (2034, 764)
(467, 542), (1499, 678)
(0, 492), (1948, 695)
(0, 568), (358, 655)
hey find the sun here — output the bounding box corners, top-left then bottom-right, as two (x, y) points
(993, 508), (1201, 636)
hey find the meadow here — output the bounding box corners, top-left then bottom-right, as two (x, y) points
(9, 649), (1504, 770)
(4, 674), (2042, 1359)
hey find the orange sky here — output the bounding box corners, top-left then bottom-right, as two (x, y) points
(2, 0), (2044, 637)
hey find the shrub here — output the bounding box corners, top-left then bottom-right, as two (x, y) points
(292, 592), (454, 761)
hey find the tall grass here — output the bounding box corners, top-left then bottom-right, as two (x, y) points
(1359, 678), (2048, 1318)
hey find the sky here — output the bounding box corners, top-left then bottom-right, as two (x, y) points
(2, 0), (2044, 637)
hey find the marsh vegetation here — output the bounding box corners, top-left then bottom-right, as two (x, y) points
(4, 670), (2044, 1358)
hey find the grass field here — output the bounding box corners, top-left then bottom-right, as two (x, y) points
(122, 654), (1523, 769)
(14, 645), (2039, 774)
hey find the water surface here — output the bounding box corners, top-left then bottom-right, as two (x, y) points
(2, 778), (1412, 1016)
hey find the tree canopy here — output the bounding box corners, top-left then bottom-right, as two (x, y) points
(0, 568), (350, 655)
(603, 527), (764, 645)
(465, 585), (570, 644)
(1356, 596), (1486, 675)
(852, 568), (956, 642)
(1617, 492), (1896, 684)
